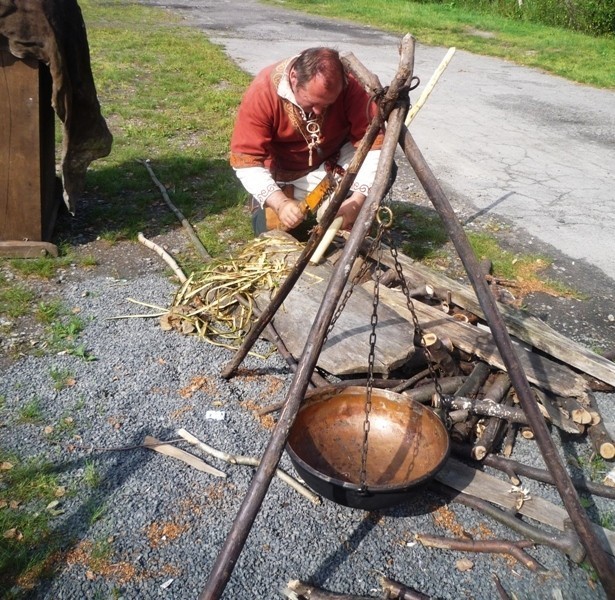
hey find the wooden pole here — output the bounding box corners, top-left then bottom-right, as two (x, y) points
(199, 36), (416, 599)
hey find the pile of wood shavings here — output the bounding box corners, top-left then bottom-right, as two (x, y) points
(161, 235), (302, 349)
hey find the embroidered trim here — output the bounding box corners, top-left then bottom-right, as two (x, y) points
(254, 182), (281, 207)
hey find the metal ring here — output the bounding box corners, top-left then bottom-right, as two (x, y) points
(306, 121), (320, 135)
(376, 206), (394, 228)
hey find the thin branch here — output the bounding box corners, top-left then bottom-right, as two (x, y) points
(138, 159), (211, 261)
(177, 428), (320, 504)
(138, 232), (187, 283)
(416, 534), (547, 572)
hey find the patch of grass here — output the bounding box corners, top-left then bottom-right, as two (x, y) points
(467, 231), (579, 298)
(272, 0), (615, 88)
(65, 0), (253, 255)
(0, 452), (64, 591)
(0, 285), (36, 319)
(394, 203), (449, 261)
(49, 367), (75, 392)
(35, 300), (64, 326)
(9, 256), (72, 280)
(83, 461), (102, 489)
(17, 400), (43, 424)
(48, 315), (85, 351)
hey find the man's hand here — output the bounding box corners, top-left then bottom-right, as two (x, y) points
(266, 190), (305, 230)
(337, 192), (365, 230)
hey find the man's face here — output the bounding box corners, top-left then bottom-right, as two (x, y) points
(290, 70), (342, 116)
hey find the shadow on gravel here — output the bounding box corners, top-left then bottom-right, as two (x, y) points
(21, 430), (157, 598)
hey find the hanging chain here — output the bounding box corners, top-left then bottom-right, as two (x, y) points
(323, 224), (386, 344)
(358, 208), (393, 493)
(384, 229), (444, 403)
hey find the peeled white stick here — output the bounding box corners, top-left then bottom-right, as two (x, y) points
(138, 232), (187, 283)
(405, 47), (456, 127)
(310, 216), (344, 265)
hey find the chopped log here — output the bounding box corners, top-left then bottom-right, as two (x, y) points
(557, 396), (593, 425)
(472, 374), (511, 460)
(520, 427), (535, 440)
(142, 435), (226, 478)
(422, 332), (459, 376)
(416, 534), (546, 572)
(585, 393), (615, 460)
(501, 419), (518, 458)
(534, 390), (584, 435)
(371, 284), (588, 399)
(364, 243), (615, 388)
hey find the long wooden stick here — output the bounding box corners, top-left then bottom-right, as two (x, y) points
(139, 159), (211, 262)
(405, 47), (456, 127)
(398, 125), (615, 592)
(416, 534), (546, 572)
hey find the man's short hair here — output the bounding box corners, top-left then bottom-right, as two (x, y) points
(293, 47), (346, 90)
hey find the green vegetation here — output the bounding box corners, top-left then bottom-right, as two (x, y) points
(270, 0), (614, 88)
(17, 400), (43, 424)
(49, 367), (75, 391)
(0, 285), (35, 319)
(0, 453), (64, 591)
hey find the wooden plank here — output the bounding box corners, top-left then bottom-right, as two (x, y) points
(0, 241), (58, 258)
(371, 283), (588, 399)
(254, 251), (415, 377)
(371, 246), (615, 388)
(0, 38), (57, 242)
(437, 457), (615, 556)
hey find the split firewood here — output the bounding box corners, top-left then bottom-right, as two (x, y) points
(455, 361), (491, 397)
(422, 332), (459, 376)
(501, 418), (518, 457)
(432, 482), (586, 563)
(391, 368), (432, 393)
(378, 576), (430, 600)
(534, 389), (584, 434)
(281, 579), (374, 600)
(142, 435), (226, 478)
(402, 376), (466, 404)
(557, 396), (593, 425)
(416, 534), (547, 572)
(472, 375), (512, 460)
(447, 361), (491, 442)
(585, 392), (615, 460)
(176, 429), (320, 504)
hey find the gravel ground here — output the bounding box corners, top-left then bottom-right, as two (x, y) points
(2, 239), (614, 599)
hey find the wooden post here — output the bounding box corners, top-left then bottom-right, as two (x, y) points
(0, 37), (59, 256)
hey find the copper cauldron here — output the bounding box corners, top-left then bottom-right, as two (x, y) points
(286, 385), (450, 510)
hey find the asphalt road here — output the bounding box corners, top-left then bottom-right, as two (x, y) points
(143, 0), (615, 286)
